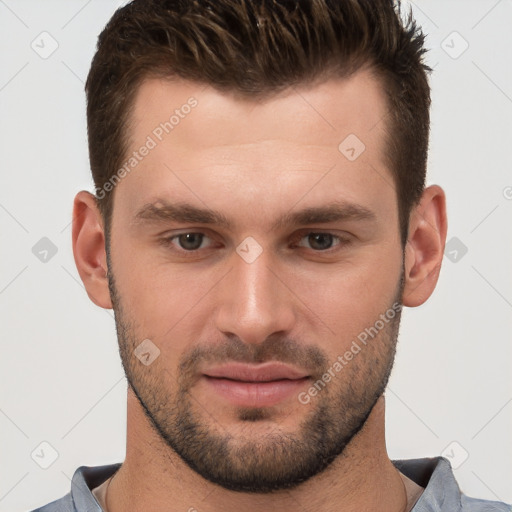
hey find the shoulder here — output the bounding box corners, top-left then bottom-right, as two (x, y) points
(393, 456), (511, 512)
(29, 462), (121, 512)
(29, 492), (74, 512)
(460, 495), (511, 512)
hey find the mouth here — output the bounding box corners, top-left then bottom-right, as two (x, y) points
(201, 362), (310, 408)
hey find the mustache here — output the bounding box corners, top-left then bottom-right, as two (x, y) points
(177, 335), (329, 384)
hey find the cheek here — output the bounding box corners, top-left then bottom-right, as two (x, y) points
(109, 235), (172, 331)
(110, 239), (217, 353)
(300, 249), (403, 347)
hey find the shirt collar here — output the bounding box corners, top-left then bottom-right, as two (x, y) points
(71, 457), (458, 511)
(392, 456), (462, 511)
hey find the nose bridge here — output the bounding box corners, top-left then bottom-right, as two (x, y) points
(214, 243), (295, 344)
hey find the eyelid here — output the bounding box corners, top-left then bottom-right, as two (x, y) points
(168, 231), (213, 240)
(296, 234), (340, 248)
(291, 230), (351, 251)
(156, 234), (213, 262)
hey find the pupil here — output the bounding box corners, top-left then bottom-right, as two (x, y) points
(309, 233), (332, 250)
(180, 233), (202, 250)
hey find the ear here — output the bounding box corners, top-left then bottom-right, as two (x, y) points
(402, 185), (447, 307)
(71, 190), (113, 309)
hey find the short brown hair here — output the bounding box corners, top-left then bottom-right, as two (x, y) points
(85, 0), (431, 245)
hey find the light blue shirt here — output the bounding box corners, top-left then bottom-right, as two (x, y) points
(31, 456), (510, 511)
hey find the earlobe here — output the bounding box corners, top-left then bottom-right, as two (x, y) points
(402, 185), (448, 307)
(71, 190), (113, 309)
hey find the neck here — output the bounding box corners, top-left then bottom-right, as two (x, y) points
(108, 393), (407, 512)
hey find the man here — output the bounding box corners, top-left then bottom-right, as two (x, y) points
(32, 0), (510, 511)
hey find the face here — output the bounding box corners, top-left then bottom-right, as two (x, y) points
(107, 71), (405, 492)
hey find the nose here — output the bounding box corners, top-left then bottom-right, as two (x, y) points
(214, 245), (296, 345)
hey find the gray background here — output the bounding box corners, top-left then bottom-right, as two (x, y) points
(0, 1), (511, 510)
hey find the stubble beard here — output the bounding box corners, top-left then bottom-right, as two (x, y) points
(108, 258), (404, 493)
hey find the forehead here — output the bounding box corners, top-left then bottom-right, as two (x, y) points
(129, 70), (388, 155)
(113, 70), (394, 230)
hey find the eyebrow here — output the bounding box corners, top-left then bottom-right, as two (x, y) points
(133, 199), (376, 231)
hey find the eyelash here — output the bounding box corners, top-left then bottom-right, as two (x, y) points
(159, 231), (351, 257)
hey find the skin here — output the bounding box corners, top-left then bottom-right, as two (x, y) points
(72, 69), (447, 512)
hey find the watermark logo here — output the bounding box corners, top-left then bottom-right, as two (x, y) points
(134, 339), (160, 366)
(236, 236), (263, 264)
(31, 441), (59, 469)
(31, 31), (59, 59)
(441, 31), (469, 60)
(444, 236), (468, 263)
(32, 237), (58, 263)
(338, 134), (366, 161)
(441, 441), (469, 469)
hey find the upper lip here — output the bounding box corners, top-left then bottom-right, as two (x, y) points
(202, 362), (309, 382)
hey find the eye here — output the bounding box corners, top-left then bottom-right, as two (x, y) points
(159, 230), (350, 257)
(294, 232), (349, 252)
(161, 232), (213, 252)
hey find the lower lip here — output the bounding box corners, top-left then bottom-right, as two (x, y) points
(203, 376), (310, 407)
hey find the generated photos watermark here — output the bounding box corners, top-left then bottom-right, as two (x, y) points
(95, 96), (198, 200)
(298, 302), (402, 405)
